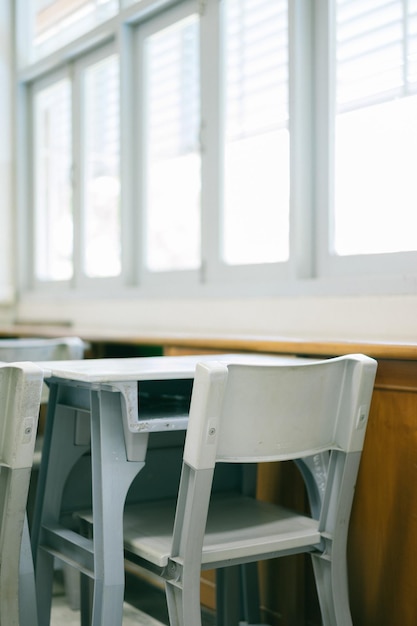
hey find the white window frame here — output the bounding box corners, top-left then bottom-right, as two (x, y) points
(205, 0), (299, 291)
(25, 65), (73, 293)
(22, 41), (124, 294)
(14, 0), (417, 301)
(133, 0), (203, 293)
(315, 0), (417, 290)
(73, 42), (122, 290)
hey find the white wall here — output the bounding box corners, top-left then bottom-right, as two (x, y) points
(16, 293), (417, 342)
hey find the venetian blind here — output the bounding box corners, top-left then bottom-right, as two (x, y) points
(222, 0), (290, 266)
(337, 0), (417, 112)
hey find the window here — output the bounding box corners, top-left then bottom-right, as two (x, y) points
(142, 14), (201, 272)
(222, 0), (289, 266)
(83, 54), (120, 278)
(17, 0), (417, 298)
(333, 0), (417, 257)
(30, 46), (120, 285)
(33, 76), (73, 281)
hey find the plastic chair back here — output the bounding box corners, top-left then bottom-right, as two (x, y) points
(185, 354), (375, 470)
(0, 362), (43, 625)
(169, 354), (377, 625)
(0, 336), (86, 362)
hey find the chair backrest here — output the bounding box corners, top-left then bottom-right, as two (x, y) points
(0, 362), (43, 470)
(0, 363), (43, 624)
(0, 337), (86, 362)
(184, 354), (377, 471)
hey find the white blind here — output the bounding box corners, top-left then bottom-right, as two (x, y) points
(334, 0), (417, 257)
(34, 79), (73, 281)
(147, 17), (200, 159)
(84, 54), (120, 278)
(337, 0), (417, 112)
(225, 0), (288, 140)
(222, 0), (290, 266)
(144, 15), (201, 272)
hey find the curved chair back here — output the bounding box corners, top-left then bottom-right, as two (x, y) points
(0, 363), (43, 626)
(122, 353), (377, 626)
(0, 337), (86, 362)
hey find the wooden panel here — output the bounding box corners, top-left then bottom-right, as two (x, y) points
(348, 387), (417, 626)
(257, 462), (313, 626)
(375, 359), (417, 391)
(163, 346), (224, 356)
(200, 570), (216, 609)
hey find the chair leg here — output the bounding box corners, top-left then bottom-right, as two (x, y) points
(34, 550), (55, 626)
(165, 581), (184, 626)
(19, 516), (39, 626)
(216, 566), (241, 626)
(240, 563), (264, 625)
(311, 553), (353, 626)
(217, 564), (267, 626)
(311, 452), (361, 626)
(166, 577), (202, 626)
(166, 564), (265, 626)
(0, 469), (34, 626)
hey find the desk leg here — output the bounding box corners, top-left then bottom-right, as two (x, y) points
(32, 385), (90, 626)
(89, 389), (145, 626)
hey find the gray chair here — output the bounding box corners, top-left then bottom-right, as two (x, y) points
(0, 362), (43, 626)
(119, 354), (377, 625)
(0, 336), (86, 362)
(0, 336), (87, 612)
(0, 336), (86, 402)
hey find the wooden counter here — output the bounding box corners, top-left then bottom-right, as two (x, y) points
(1, 322), (417, 360)
(1, 324), (417, 625)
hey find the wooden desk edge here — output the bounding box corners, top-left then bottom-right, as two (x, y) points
(1, 324), (417, 360)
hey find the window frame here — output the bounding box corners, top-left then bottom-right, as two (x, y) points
(14, 0), (417, 302)
(133, 0), (203, 290)
(24, 41), (124, 293)
(73, 42), (122, 288)
(315, 0), (417, 284)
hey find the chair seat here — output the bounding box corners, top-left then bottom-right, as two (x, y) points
(120, 493), (320, 568)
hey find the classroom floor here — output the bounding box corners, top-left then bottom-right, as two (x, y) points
(51, 569), (215, 626)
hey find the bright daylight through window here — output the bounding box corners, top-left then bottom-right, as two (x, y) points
(34, 78), (73, 281)
(222, 0), (289, 265)
(17, 0), (417, 295)
(144, 15), (201, 272)
(334, 0), (417, 256)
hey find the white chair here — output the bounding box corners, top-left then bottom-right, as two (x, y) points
(0, 336), (87, 612)
(0, 336), (86, 364)
(120, 354), (377, 625)
(0, 362), (43, 626)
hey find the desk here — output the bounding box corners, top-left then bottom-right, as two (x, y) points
(1, 324), (414, 625)
(31, 353), (303, 626)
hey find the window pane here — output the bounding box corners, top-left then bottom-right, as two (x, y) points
(334, 0), (417, 256)
(144, 16), (201, 272)
(32, 0), (117, 60)
(34, 79), (73, 281)
(222, 0), (289, 265)
(83, 54), (121, 278)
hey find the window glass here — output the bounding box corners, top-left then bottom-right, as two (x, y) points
(334, 0), (417, 256)
(144, 15), (201, 272)
(222, 0), (289, 265)
(83, 54), (121, 278)
(34, 78), (73, 281)
(32, 0), (117, 60)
